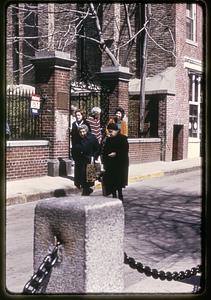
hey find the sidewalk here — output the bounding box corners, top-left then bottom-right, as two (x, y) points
(6, 157), (202, 205)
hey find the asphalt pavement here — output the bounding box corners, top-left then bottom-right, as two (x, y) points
(5, 157), (203, 295)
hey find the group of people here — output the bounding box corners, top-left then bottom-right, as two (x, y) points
(70, 105), (129, 200)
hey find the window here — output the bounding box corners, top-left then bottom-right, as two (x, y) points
(141, 97), (158, 138)
(189, 73), (202, 138)
(186, 4), (196, 42)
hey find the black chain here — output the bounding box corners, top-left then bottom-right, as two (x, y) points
(23, 242), (61, 294)
(124, 252), (201, 281)
(23, 245), (201, 293)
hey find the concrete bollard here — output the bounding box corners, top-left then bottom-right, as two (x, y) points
(47, 159), (60, 177)
(34, 195), (124, 293)
(59, 158), (73, 176)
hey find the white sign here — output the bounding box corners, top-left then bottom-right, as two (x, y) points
(31, 95), (41, 110)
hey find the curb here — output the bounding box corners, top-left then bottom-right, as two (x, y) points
(128, 172), (164, 183)
(6, 166), (201, 206)
(6, 188), (79, 206)
(127, 165), (200, 185)
(163, 165), (201, 176)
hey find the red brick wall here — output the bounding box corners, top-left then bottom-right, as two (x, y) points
(117, 80), (129, 117)
(6, 144), (49, 180)
(173, 4), (203, 160)
(129, 139), (161, 163)
(100, 72), (130, 119)
(35, 66), (70, 159)
(146, 3), (176, 77)
(107, 81), (119, 116)
(128, 97), (140, 138)
(175, 4), (203, 61)
(146, 4), (203, 161)
(53, 68), (70, 158)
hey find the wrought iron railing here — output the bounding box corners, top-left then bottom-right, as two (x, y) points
(6, 88), (43, 140)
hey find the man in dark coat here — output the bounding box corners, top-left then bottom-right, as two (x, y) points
(102, 123), (129, 200)
(71, 124), (100, 195)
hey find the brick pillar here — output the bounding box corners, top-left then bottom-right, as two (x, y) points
(31, 51), (76, 175)
(97, 66), (132, 118)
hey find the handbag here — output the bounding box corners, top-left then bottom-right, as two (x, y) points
(86, 157), (97, 182)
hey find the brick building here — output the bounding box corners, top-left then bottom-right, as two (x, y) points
(6, 3), (204, 179)
(128, 3), (203, 160)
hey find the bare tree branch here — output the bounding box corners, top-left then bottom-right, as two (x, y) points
(113, 20), (149, 52)
(145, 27), (176, 58)
(89, 3), (119, 66)
(149, 16), (176, 57)
(122, 4), (135, 66)
(10, 4), (92, 16)
(7, 3), (177, 82)
(124, 4), (133, 39)
(75, 34), (101, 45)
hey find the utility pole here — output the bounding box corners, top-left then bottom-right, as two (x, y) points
(139, 3), (151, 135)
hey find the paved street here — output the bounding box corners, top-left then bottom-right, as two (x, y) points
(6, 170), (202, 293)
(122, 170), (202, 291)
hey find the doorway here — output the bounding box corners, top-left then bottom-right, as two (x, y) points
(172, 125), (184, 161)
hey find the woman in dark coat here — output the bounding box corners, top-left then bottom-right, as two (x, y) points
(71, 109), (91, 146)
(71, 124), (100, 195)
(102, 123), (129, 200)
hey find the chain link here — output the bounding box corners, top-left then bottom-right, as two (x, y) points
(23, 244), (201, 293)
(23, 241), (61, 294)
(124, 252), (201, 281)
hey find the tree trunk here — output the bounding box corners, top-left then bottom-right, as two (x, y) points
(48, 3), (55, 50)
(139, 4), (151, 135)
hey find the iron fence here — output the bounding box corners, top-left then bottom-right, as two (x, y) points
(6, 80), (110, 140)
(6, 88), (43, 140)
(70, 79), (110, 129)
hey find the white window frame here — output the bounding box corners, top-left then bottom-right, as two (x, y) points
(188, 73), (202, 139)
(186, 3), (197, 44)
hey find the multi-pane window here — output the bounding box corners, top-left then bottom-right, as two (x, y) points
(186, 4), (196, 42)
(189, 74), (202, 138)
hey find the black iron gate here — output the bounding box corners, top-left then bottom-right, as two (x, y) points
(70, 79), (110, 129)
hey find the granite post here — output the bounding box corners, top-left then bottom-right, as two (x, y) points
(34, 196), (124, 293)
